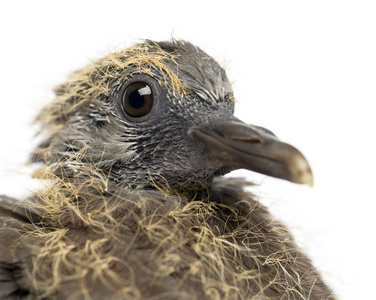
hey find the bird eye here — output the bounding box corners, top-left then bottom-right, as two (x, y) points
(121, 81), (154, 118)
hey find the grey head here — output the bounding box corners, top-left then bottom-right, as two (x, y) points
(33, 40), (312, 194)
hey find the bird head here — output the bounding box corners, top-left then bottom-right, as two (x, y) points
(33, 40), (312, 194)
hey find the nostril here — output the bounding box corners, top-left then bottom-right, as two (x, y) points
(249, 138), (262, 144)
(222, 122), (266, 144)
(231, 137), (262, 144)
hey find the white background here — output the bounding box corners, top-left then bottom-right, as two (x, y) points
(1, 1), (375, 299)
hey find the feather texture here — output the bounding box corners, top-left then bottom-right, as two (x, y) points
(0, 40), (335, 299)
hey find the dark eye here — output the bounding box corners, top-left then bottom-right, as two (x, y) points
(116, 75), (160, 123)
(121, 81), (154, 118)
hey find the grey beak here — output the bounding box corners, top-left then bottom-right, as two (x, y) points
(190, 120), (313, 186)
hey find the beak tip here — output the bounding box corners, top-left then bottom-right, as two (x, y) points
(301, 172), (314, 187)
(291, 154), (314, 187)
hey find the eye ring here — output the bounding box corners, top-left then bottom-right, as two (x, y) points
(117, 75), (159, 123)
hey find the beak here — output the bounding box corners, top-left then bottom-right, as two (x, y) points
(189, 120), (313, 186)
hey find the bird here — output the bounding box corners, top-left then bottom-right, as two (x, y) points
(0, 40), (335, 299)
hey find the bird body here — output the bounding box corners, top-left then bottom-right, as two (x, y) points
(0, 40), (335, 299)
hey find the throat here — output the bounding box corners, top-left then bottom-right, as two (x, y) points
(110, 166), (233, 199)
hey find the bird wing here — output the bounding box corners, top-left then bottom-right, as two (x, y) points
(0, 195), (36, 299)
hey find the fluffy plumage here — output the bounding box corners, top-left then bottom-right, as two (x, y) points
(0, 40), (335, 299)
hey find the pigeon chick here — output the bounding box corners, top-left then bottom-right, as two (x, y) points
(0, 40), (335, 300)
